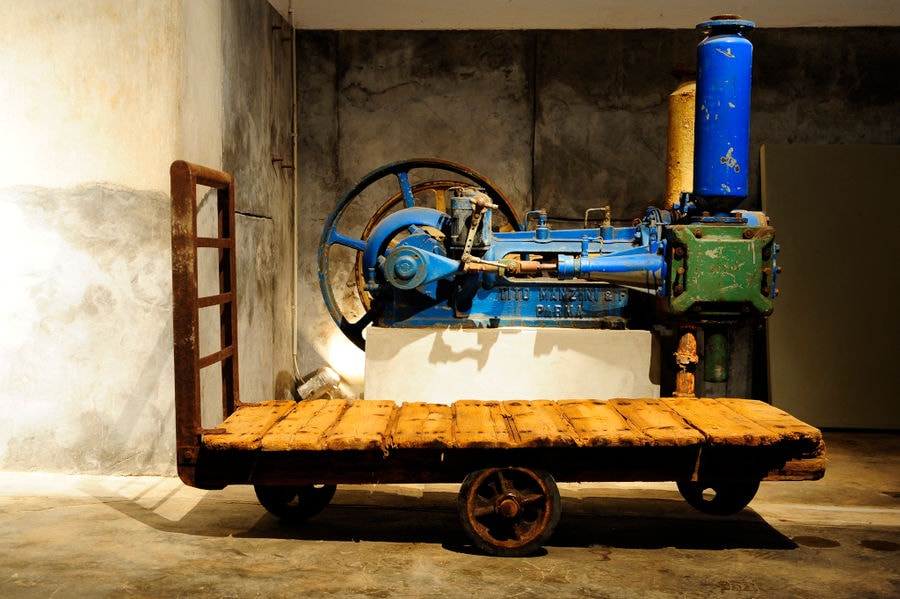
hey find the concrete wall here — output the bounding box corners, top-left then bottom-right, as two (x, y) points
(222, 0), (297, 404)
(294, 28), (900, 394)
(0, 0), (293, 474)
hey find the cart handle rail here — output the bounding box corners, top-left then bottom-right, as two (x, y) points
(170, 160), (240, 486)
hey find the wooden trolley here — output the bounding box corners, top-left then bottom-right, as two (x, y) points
(170, 161), (825, 556)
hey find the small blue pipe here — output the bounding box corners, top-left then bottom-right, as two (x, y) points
(557, 253), (667, 293)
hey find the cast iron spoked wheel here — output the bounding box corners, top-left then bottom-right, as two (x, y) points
(458, 467), (561, 557)
(676, 480), (760, 516)
(318, 158), (522, 350)
(254, 484), (337, 523)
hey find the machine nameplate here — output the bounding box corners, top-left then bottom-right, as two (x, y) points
(495, 286), (628, 320)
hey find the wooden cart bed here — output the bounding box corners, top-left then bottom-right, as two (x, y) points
(169, 162), (825, 492)
(185, 397), (825, 490)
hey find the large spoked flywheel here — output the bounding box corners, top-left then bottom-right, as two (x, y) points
(318, 158), (522, 350)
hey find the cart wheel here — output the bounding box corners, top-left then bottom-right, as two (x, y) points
(676, 480), (760, 516)
(458, 467), (561, 557)
(254, 484), (337, 522)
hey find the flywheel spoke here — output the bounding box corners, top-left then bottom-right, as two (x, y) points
(326, 229), (366, 252)
(340, 305), (381, 350)
(396, 171), (415, 208)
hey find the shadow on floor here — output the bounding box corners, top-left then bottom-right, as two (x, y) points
(79, 481), (796, 552)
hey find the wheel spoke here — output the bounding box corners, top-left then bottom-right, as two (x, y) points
(470, 496), (495, 519)
(497, 470), (514, 494)
(327, 229), (366, 252)
(512, 520), (535, 541)
(519, 492), (546, 506)
(484, 478), (501, 499)
(396, 171), (415, 208)
(340, 304), (381, 350)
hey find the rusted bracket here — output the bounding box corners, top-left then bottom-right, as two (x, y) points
(673, 328), (699, 398)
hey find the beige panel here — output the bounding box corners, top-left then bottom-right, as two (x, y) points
(761, 144), (900, 429)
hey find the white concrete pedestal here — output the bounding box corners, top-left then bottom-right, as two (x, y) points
(364, 327), (660, 403)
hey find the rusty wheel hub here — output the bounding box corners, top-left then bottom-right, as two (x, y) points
(497, 494), (523, 519)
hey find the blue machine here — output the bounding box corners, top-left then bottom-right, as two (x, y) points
(318, 16), (775, 365)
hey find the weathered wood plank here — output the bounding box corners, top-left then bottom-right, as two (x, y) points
(261, 399), (350, 451)
(203, 401), (295, 450)
(662, 397), (782, 446)
(556, 399), (650, 447)
(452, 400), (517, 448)
(717, 398), (824, 444)
(323, 399), (397, 452)
(764, 448), (827, 481)
(502, 400), (579, 448)
(389, 402), (455, 449)
(610, 398), (705, 446)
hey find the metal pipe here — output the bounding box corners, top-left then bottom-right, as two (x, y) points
(664, 67), (695, 210)
(557, 253), (666, 291)
(704, 326), (729, 383)
(289, 0), (301, 381)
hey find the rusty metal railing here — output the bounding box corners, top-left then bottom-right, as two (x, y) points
(170, 160), (240, 486)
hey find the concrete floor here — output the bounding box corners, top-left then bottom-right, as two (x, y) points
(0, 432), (897, 598)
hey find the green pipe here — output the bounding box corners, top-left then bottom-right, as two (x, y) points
(704, 328), (729, 383)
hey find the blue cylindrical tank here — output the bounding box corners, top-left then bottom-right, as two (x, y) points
(692, 17), (754, 214)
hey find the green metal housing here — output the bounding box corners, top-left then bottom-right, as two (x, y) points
(666, 224), (776, 316)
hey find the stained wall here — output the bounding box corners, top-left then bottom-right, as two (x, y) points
(0, 0), (294, 474)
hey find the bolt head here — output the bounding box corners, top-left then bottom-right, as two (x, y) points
(393, 256), (418, 280)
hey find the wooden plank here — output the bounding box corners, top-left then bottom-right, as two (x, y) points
(609, 398), (705, 446)
(502, 400), (579, 448)
(556, 399), (649, 447)
(764, 447), (827, 481)
(322, 399), (398, 452)
(389, 402), (455, 449)
(202, 400), (295, 450)
(717, 398), (823, 444)
(662, 397), (782, 446)
(452, 400), (517, 448)
(260, 399), (349, 451)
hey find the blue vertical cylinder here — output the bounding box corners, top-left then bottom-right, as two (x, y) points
(693, 17), (754, 214)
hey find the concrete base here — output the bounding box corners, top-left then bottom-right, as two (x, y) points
(364, 327), (660, 403)
(0, 432), (897, 598)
